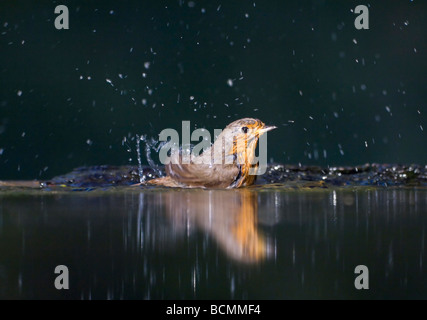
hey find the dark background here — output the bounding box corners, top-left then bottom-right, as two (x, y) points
(0, 0), (426, 180)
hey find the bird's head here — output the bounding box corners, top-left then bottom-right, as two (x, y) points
(215, 118), (276, 166)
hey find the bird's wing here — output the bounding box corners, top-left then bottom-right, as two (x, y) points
(166, 159), (240, 188)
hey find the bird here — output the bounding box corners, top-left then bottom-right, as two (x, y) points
(146, 118), (276, 188)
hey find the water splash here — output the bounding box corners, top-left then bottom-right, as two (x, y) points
(136, 134), (165, 182)
(136, 134), (144, 183)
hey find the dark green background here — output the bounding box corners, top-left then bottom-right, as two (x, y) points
(1, 0), (426, 180)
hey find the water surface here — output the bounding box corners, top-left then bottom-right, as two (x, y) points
(0, 186), (425, 299)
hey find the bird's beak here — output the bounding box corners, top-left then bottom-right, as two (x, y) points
(258, 125), (277, 135)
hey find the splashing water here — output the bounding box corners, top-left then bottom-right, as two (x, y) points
(136, 134), (165, 182)
(134, 132), (210, 182)
(144, 136), (163, 175)
(136, 134), (144, 183)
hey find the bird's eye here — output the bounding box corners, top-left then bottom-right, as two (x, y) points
(242, 126), (248, 133)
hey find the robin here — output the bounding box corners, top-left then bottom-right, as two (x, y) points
(146, 118), (276, 188)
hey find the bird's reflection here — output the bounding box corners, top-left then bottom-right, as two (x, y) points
(154, 188), (269, 263)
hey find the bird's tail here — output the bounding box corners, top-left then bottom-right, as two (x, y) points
(141, 176), (183, 188)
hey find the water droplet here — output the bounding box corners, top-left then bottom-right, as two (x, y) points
(352, 38), (357, 44)
(338, 144), (344, 155)
(86, 139), (93, 146)
(17, 90), (22, 96)
(144, 62), (150, 69)
(227, 79), (233, 87)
